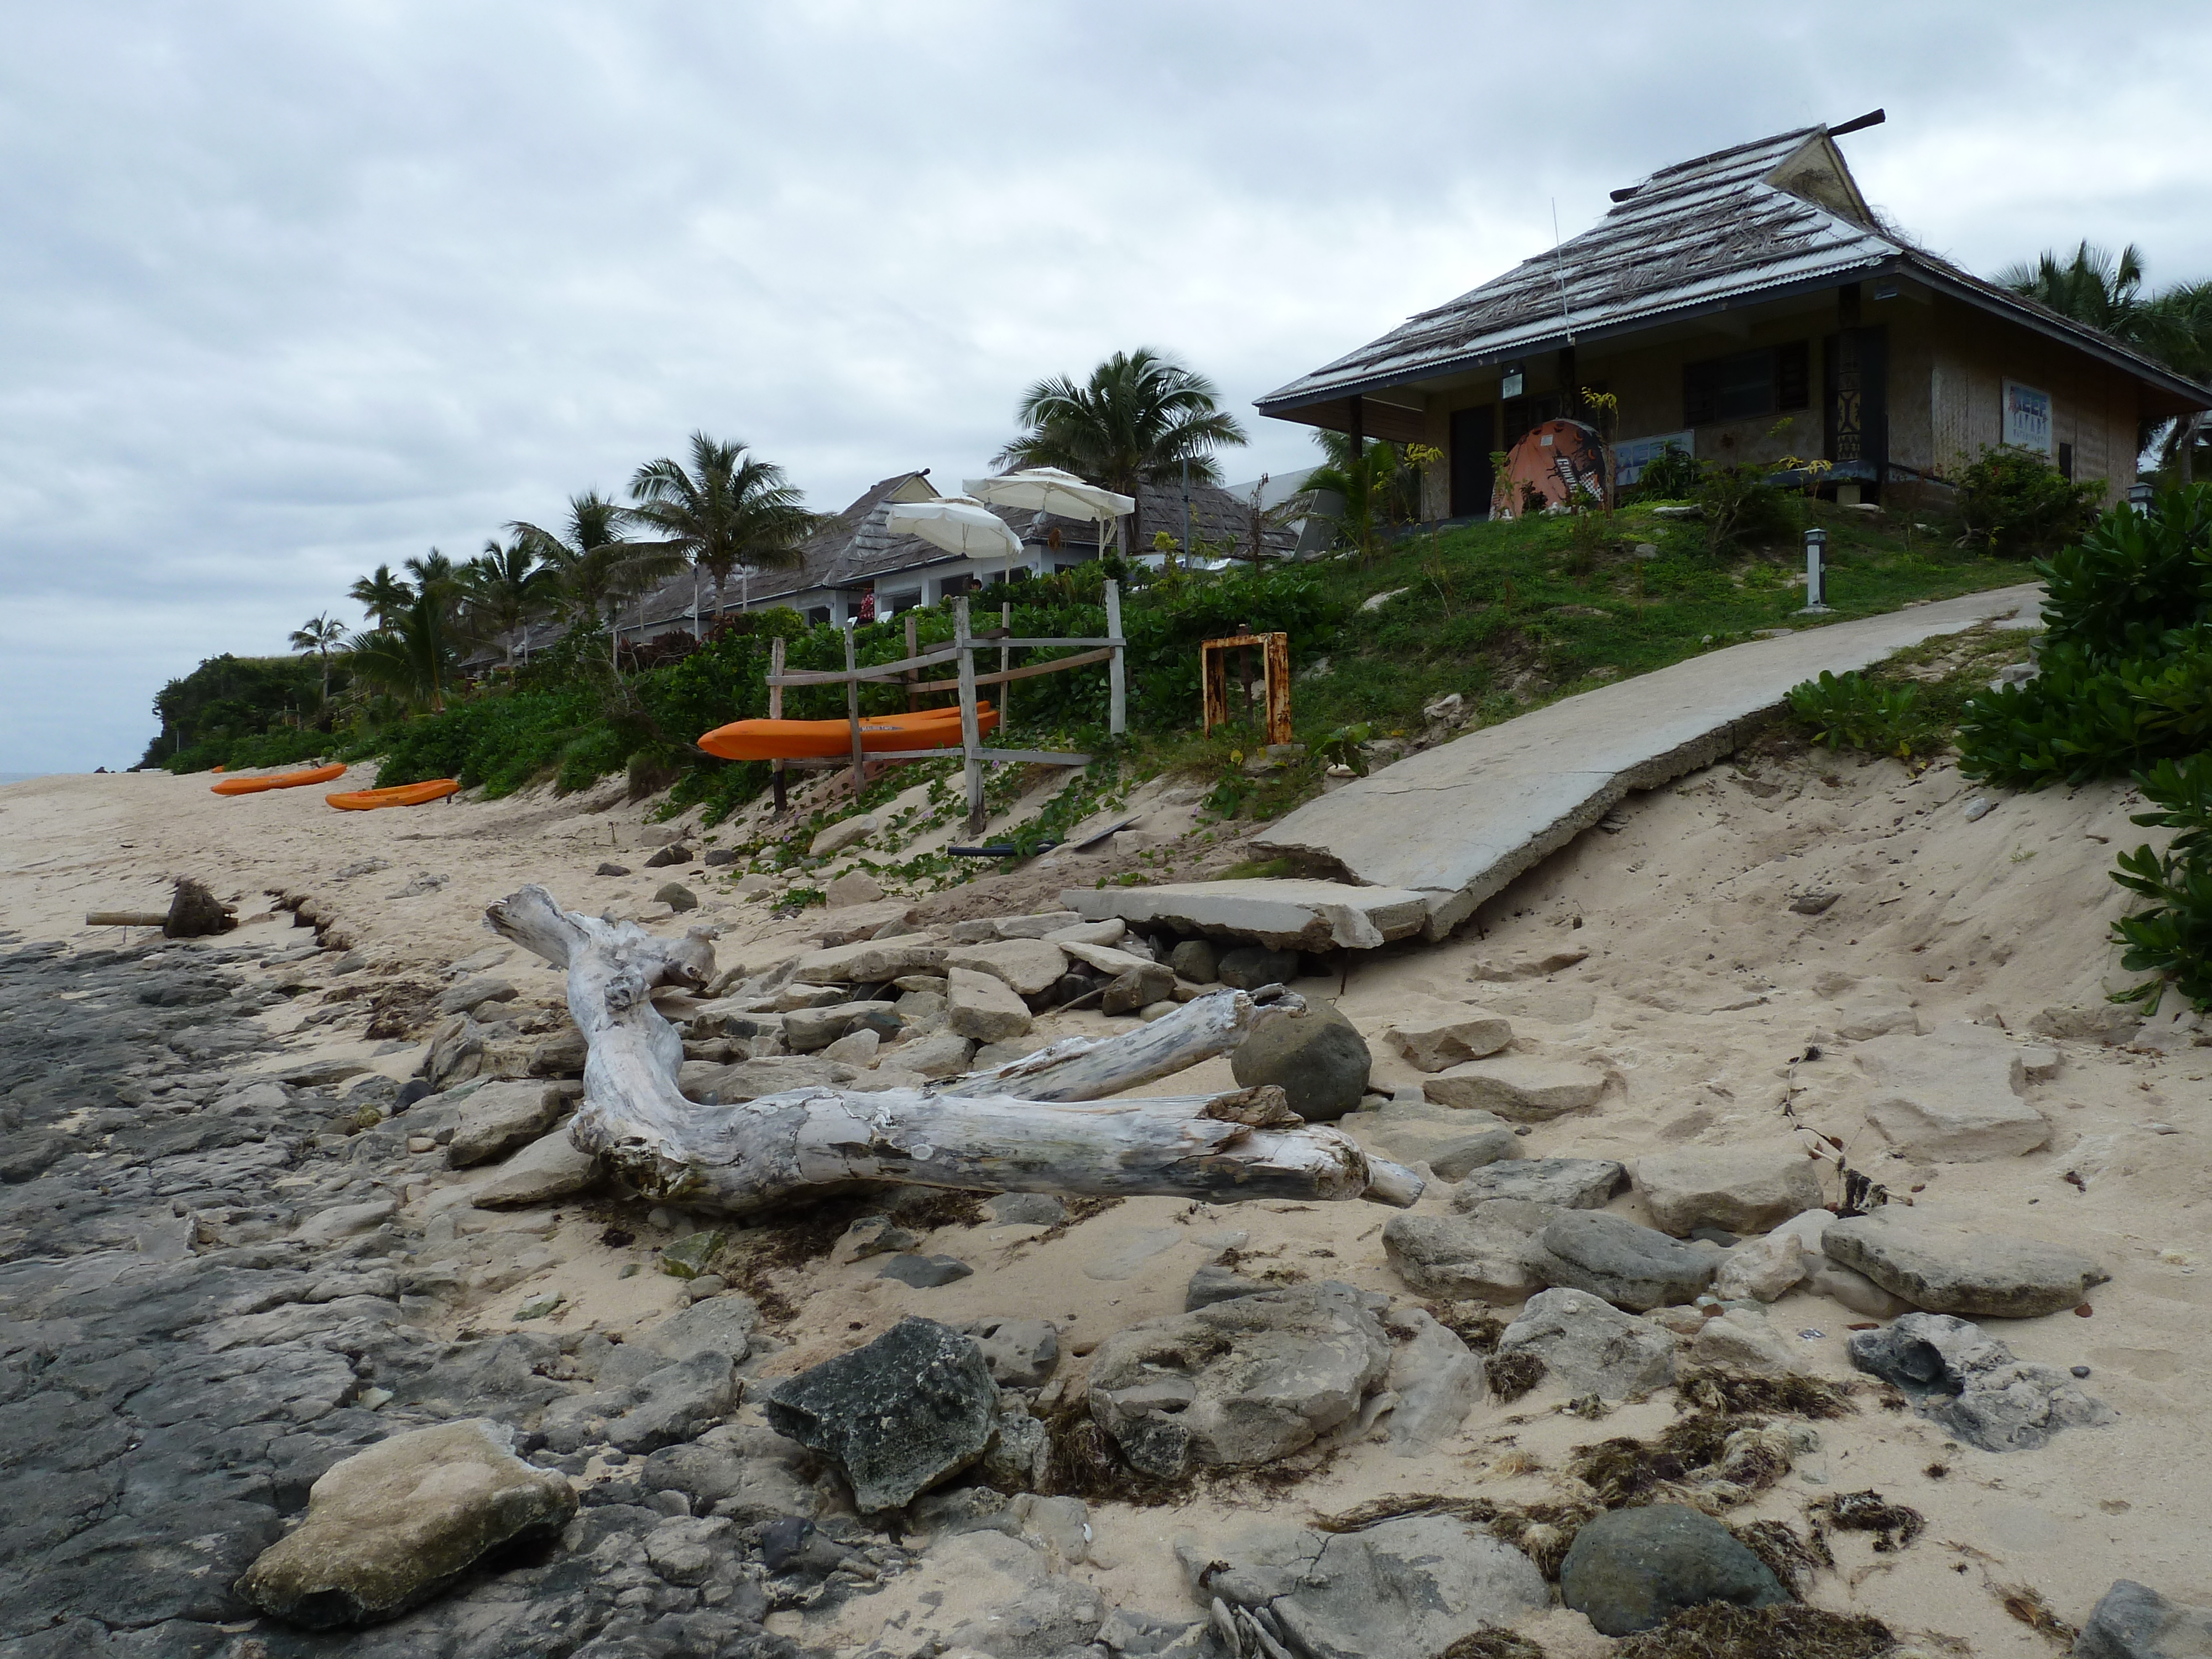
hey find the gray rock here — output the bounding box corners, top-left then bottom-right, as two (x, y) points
(1452, 1155), (1624, 1211)
(1102, 962), (1177, 1014)
(763, 1317), (1000, 1511)
(435, 975), (519, 1017)
(1854, 1020), (2059, 1161)
(655, 883), (699, 912)
(1633, 1143), (1825, 1237)
(1383, 1212), (1548, 1302)
(809, 813), (878, 857)
(988, 1191), (1067, 1227)
(1217, 944), (1301, 989)
(640, 1425), (816, 1526)
(702, 847), (740, 865)
(1186, 1262), (1271, 1310)
(784, 999), (895, 1052)
(947, 966), (1034, 1044)
(1537, 1211), (1720, 1311)
(635, 1295), (759, 1365)
(2075, 1579), (2212, 1659)
(295, 1197), (398, 1243)
(1357, 1099), (1521, 1180)
(644, 844), (695, 867)
(898, 1029), (975, 1079)
(1824, 1208), (2109, 1318)
(1168, 938), (1219, 983)
(1384, 1008), (1514, 1072)
(1181, 1514), (1548, 1659)
(833, 1214), (919, 1264)
(445, 1079), (565, 1167)
(596, 861), (630, 876)
(1848, 1311), (2116, 1453)
(1422, 1053), (1608, 1119)
(237, 1419), (576, 1627)
(1088, 1285), (1392, 1480)
(466, 1127), (600, 1207)
(1385, 1309), (1485, 1453)
(1559, 1503), (1789, 1637)
(878, 1252), (974, 1287)
(608, 1352), (744, 1453)
(943, 937), (1069, 997)
(1493, 1286), (1679, 1400)
(1229, 998), (1371, 1123)
(969, 1317), (1060, 1386)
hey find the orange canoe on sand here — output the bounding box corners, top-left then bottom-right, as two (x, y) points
(326, 779), (461, 811)
(211, 764), (347, 796)
(698, 703), (996, 762)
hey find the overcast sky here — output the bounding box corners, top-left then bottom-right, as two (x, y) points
(6, 2), (2209, 773)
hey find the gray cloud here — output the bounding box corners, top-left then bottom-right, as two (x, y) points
(5, 1), (2208, 769)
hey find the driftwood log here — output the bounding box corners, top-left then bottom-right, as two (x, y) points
(486, 885), (1421, 1215)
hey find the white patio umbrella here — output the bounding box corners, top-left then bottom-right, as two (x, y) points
(962, 468), (1135, 567)
(884, 495), (1027, 591)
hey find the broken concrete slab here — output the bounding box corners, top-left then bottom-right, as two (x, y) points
(1823, 1208), (2109, 1319)
(1250, 584), (2043, 937)
(1059, 878), (1431, 952)
(1854, 1020), (2059, 1161)
(1422, 1054), (1608, 1119)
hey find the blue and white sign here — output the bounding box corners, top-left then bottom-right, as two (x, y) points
(1614, 430), (1694, 487)
(2003, 380), (2053, 455)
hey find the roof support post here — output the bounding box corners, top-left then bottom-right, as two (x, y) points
(957, 597), (985, 838)
(1105, 580), (1126, 738)
(1346, 394), (1364, 455)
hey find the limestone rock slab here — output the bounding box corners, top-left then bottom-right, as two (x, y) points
(238, 1419), (575, 1627)
(1383, 1212), (1548, 1303)
(1059, 878), (1431, 952)
(792, 938), (948, 985)
(1632, 1143), (1824, 1237)
(942, 938), (1068, 997)
(1385, 1008), (1514, 1072)
(1493, 1286), (1678, 1399)
(466, 1128), (599, 1207)
(1823, 1209), (2107, 1318)
(1422, 1055), (1606, 1119)
(1453, 1155), (1624, 1211)
(1854, 1020), (2058, 1161)
(445, 1080), (565, 1168)
(946, 967), (1032, 1044)
(1536, 1211), (1720, 1311)
(1353, 1099), (1520, 1181)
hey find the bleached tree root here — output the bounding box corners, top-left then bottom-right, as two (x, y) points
(484, 885), (1421, 1215)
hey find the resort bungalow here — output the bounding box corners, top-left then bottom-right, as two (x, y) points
(1255, 114), (2211, 515)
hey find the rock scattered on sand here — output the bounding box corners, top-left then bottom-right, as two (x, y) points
(764, 1317), (1000, 1512)
(1689, 1307), (1805, 1375)
(1559, 1503), (1788, 1637)
(1384, 1007), (1514, 1072)
(2074, 1579), (2212, 1659)
(1453, 1155), (1624, 1211)
(988, 1191), (1066, 1227)
(654, 882), (698, 912)
(1101, 962), (1176, 1014)
(1854, 1020), (2058, 1161)
(1491, 1286), (1678, 1400)
(1421, 1053), (1607, 1118)
(1217, 943), (1300, 989)
(1182, 1514), (1548, 1658)
(1087, 1284), (1392, 1481)
(237, 1419), (576, 1629)
(594, 860), (630, 875)
(944, 937), (1069, 997)
(1848, 1311), (2115, 1452)
(822, 870), (884, 907)
(878, 1253), (973, 1287)
(1823, 1208), (2108, 1318)
(794, 936), (948, 983)
(1385, 1308), (1485, 1453)
(1384, 1212), (1548, 1302)
(1185, 1261), (1270, 1308)
(1536, 1211), (1721, 1310)
(809, 814), (878, 857)
(784, 998), (895, 1052)
(1168, 937), (1219, 983)
(968, 1317), (1060, 1386)
(1633, 1142), (1825, 1237)
(1357, 1098), (1520, 1180)
(435, 975), (518, 1017)
(1229, 997), (1371, 1122)
(946, 966), (1032, 1043)
(832, 1214), (916, 1264)
(444, 1079), (565, 1167)
(643, 844), (693, 868)
(465, 1126), (600, 1207)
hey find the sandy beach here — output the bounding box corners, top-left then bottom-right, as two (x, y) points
(2, 735), (2204, 1657)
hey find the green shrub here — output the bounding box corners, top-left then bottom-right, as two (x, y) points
(1786, 670), (1939, 759)
(1695, 461), (1795, 552)
(2110, 754), (2212, 1013)
(1955, 445), (2105, 561)
(1630, 443), (1700, 500)
(2038, 485), (2212, 655)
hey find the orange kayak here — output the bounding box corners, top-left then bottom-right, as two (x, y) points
(698, 703), (996, 761)
(326, 779), (461, 811)
(212, 764), (347, 796)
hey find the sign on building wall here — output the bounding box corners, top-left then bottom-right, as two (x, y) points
(2002, 380), (2054, 455)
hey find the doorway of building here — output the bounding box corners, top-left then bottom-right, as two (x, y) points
(1449, 405), (1496, 518)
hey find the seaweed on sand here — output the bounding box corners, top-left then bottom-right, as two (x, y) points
(1611, 1603), (1895, 1658)
(1675, 1367), (1858, 1420)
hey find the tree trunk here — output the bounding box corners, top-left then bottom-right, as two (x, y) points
(484, 885), (1420, 1215)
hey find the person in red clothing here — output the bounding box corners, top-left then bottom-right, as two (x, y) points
(855, 588), (877, 623)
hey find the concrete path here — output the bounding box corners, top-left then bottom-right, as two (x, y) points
(1249, 583), (2044, 940)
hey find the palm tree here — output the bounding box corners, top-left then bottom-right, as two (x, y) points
(510, 491), (682, 668)
(288, 614), (346, 706)
(1303, 435), (1403, 560)
(1997, 244), (2212, 483)
(994, 348), (1249, 550)
(628, 433), (817, 636)
(349, 564), (415, 629)
(460, 537), (561, 669)
(1997, 241), (2147, 339)
(344, 588), (454, 712)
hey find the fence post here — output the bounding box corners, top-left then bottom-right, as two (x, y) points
(957, 597), (985, 838)
(843, 624), (866, 805)
(769, 635), (787, 816)
(1000, 601), (1013, 732)
(1105, 579), (1126, 738)
(904, 613), (920, 711)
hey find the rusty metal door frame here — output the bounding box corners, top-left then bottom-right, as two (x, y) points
(1201, 631), (1291, 747)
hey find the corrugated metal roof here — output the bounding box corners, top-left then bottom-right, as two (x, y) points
(1257, 124), (2208, 415)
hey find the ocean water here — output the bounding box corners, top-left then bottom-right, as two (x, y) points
(0, 773), (52, 786)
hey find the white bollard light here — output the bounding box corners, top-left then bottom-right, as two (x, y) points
(1798, 526), (1833, 615)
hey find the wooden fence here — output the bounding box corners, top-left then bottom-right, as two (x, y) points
(764, 585), (1125, 836)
